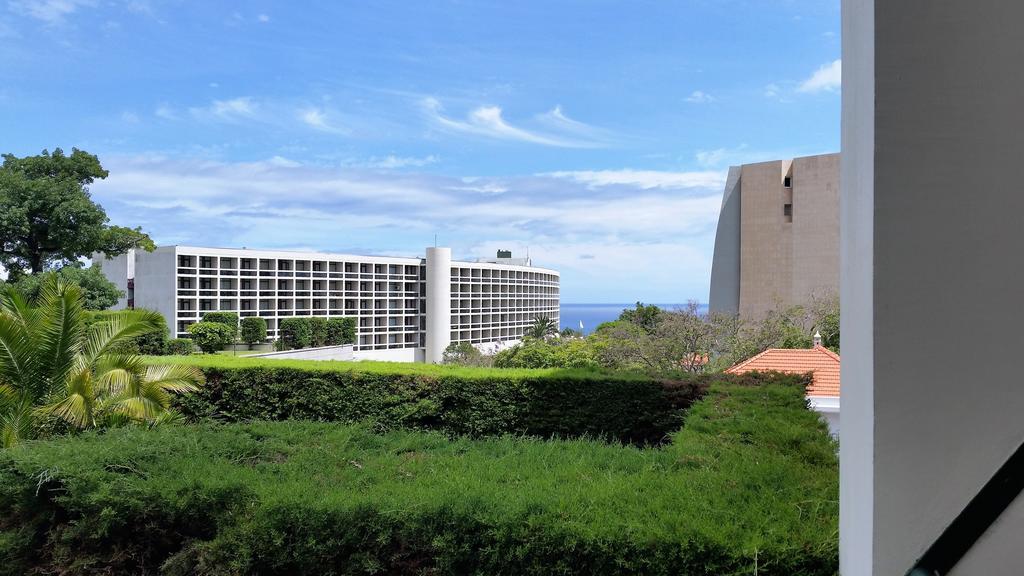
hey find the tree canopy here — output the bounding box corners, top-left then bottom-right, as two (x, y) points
(3, 263), (123, 310)
(0, 148), (154, 278)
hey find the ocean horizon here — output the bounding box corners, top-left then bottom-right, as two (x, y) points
(559, 302), (708, 335)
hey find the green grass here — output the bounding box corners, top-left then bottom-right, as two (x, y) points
(144, 354), (635, 380)
(0, 381), (837, 575)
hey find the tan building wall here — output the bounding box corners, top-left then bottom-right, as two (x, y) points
(710, 152), (839, 319)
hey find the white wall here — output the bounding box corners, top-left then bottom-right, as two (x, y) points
(843, 1), (1024, 573)
(251, 344), (354, 361)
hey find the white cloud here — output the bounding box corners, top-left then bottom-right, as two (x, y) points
(543, 169), (726, 190)
(8, 0), (96, 23)
(298, 107), (347, 134)
(257, 13), (269, 22)
(359, 155), (439, 169)
(422, 98), (607, 148)
(88, 155), (725, 300)
(764, 83), (781, 99)
(154, 104), (175, 120)
(798, 59), (841, 93)
(685, 90), (715, 104)
(120, 110), (139, 124)
(189, 97), (258, 121)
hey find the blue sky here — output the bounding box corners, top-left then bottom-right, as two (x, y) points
(0, 0), (840, 302)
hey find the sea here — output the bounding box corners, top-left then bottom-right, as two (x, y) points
(559, 303), (708, 335)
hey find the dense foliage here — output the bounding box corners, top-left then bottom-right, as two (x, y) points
(200, 312), (239, 337)
(0, 376), (837, 575)
(0, 279), (202, 447)
(3, 262), (123, 310)
(168, 359), (723, 445)
(187, 322), (236, 354)
(0, 148), (154, 277)
(240, 316), (268, 345)
(279, 316), (356, 350)
(165, 338), (196, 356)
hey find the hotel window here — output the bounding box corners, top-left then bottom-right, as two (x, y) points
(783, 176), (792, 188)
(784, 203), (793, 222)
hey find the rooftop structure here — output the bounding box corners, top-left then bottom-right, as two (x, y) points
(96, 246), (559, 363)
(726, 342), (841, 436)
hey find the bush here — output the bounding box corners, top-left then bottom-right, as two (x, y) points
(202, 312), (239, 338)
(0, 377), (837, 575)
(279, 317), (312, 349)
(165, 338), (196, 356)
(160, 357), (758, 445)
(85, 309), (168, 355)
(240, 317), (267, 345)
(443, 341), (488, 366)
(309, 316), (328, 347)
(326, 317), (357, 345)
(187, 322), (235, 354)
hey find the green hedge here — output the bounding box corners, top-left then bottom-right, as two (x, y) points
(168, 362), (743, 445)
(279, 316), (356, 349)
(0, 378), (838, 575)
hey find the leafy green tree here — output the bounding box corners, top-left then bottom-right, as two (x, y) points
(240, 317), (268, 345)
(309, 316), (329, 347)
(618, 302), (663, 334)
(0, 278), (202, 447)
(187, 322), (235, 354)
(326, 317), (356, 345)
(560, 327), (581, 338)
(526, 315), (558, 340)
(0, 148), (154, 278)
(279, 318), (313, 349)
(442, 341), (489, 366)
(5, 263), (123, 310)
(201, 311), (239, 339)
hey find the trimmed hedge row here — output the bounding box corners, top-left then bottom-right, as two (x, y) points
(279, 317), (356, 349)
(172, 364), (728, 444)
(172, 362), (809, 445)
(0, 377), (838, 576)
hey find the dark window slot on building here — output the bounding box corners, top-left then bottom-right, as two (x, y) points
(784, 203), (793, 222)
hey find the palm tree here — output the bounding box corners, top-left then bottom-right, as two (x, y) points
(0, 278), (203, 447)
(526, 315), (558, 340)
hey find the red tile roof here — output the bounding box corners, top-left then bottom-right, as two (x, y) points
(726, 345), (840, 397)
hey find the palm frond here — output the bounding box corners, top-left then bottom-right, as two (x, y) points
(36, 370), (95, 429)
(35, 278), (86, 392)
(82, 309), (165, 364)
(142, 364), (204, 394)
(0, 313), (38, 396)
(93, 354), (147, 396)
(0, 402), (36, 448)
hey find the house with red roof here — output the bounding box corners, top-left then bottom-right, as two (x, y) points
(726, 333), (841, 437)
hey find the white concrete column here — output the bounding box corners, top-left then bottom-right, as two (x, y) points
(843, 2), (1024, 573)
(424, 247), (451, 363)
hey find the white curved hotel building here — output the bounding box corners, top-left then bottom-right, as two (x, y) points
(97, 246), (560, 363)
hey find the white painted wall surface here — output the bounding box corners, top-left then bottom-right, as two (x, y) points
(424, 247), (451, 363)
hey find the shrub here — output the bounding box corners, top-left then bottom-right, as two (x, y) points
(279, 318), (312, 349)
(443, 341), (488, 366)
(0, 377), (837, 575)
(309, 316), (328, 347)
(187, 322), (235, 354)
(326, 317), (356, 345)
(165, 338), (196, 356)
(162, 357), (750, 445)
(202, 312), (239, 338)
(240, 317), (267, 345)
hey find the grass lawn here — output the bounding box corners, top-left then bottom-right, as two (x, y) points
(0, 380), (837, 575)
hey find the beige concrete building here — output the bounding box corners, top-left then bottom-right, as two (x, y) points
(708, 152), (839, 319)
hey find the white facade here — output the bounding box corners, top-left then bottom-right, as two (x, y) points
(96, 245), (559, 363)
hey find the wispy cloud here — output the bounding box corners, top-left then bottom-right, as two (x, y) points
(543, 169), (726, 190)
(798, 59), (841, 93)
(188, 97), (259, 121)
(298, 107), (348, 134)
(358, 154), (439, 169)
(120, 110), (139, 124)
(422, 98), (607, 148)
(257, 13), (269, 23)
(89, 155), (724, 300)
(685, 90), (715, 104)
(8, 0), (96, 23)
